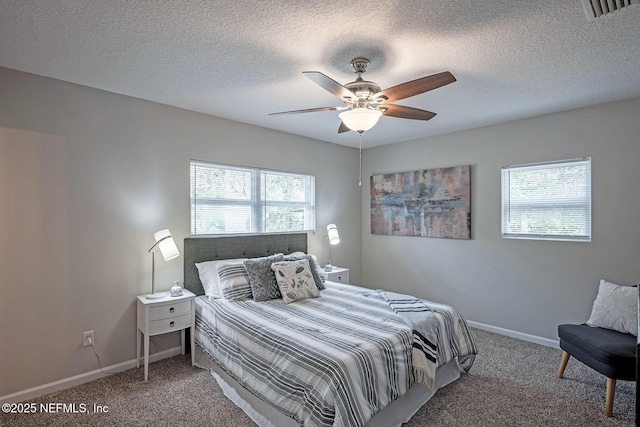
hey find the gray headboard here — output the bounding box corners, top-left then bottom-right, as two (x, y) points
(183, 233), (308, 296)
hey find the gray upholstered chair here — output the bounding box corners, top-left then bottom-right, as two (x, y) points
(557, 323), (636, 417)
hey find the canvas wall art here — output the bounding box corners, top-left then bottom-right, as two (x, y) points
(370, 165), (471, 239)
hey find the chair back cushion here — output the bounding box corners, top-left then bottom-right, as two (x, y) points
(586, 279), (638, 336)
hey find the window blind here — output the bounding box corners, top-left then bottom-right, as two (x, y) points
(501, 158), (591, 241)
(190, 161), (315, 235)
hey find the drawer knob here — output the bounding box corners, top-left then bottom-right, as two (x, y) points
(169, 307), (175, 313)
(170, 321), (175, 327)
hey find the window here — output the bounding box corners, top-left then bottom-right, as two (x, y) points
(501, 158), (591, 241)
(190, 161), (315, 235)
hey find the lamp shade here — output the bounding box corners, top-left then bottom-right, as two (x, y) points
(338, 108), (383, 132)
(327, 224), (340, 245)
(153, 229), (180, 261)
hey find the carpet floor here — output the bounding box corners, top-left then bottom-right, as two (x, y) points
(1, 328), (635, 426)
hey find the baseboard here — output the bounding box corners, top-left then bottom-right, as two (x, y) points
(468, 320), (560, 349)
(0, 346), (183, 404)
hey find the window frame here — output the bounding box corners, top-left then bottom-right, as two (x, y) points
(190, 160), (315, 236)
(501, 157), (592, 242)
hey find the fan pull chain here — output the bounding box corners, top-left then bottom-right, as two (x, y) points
(358, 132), (362, 187)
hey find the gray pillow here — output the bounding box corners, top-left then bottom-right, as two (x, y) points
(244, 254), (284, 301)
(283, 254), (325, 290)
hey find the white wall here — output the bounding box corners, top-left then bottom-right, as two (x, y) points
(0, 67), (361, 397)
(362, 96), (640, 341)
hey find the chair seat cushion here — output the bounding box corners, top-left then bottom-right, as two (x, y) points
(558, 323), (636, 381)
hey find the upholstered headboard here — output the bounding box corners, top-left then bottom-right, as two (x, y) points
(183, 233), (308, 296)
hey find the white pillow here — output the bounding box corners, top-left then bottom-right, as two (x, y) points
(195, 258), (247, 297)
(286, 251), (306, 257)
(586, 279), (638, 336)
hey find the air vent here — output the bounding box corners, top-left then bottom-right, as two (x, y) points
(581, 0), (640, 20)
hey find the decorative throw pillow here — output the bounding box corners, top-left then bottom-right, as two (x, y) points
(586, 279), (638, 336)
(217, 264), (252, 301)
(309, 255), (326, 285)
(283, 254), (325, 290)
(271, 259), (320, 304)
(244, 254), (284, 301)
(195, 258), (247, 297)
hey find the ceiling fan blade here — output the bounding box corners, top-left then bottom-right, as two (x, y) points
(268, 106), (342, 116)
(338, 121), (350, 133)
(303, 71), (356, 100)
(381, 104), (437, 121)
(377, 71), (456, 103)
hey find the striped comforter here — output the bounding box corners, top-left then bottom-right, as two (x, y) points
(195, 282), (476, 427)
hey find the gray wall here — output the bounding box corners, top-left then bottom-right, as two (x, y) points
(362, 96), (640, 341)
(0, 67), (361, 397)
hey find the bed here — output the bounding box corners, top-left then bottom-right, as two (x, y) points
(184, 233), (477, 427)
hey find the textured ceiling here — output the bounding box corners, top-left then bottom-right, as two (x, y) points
(1, 1), (640, 148)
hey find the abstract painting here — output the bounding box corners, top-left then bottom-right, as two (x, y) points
(371, 165), (471, 239)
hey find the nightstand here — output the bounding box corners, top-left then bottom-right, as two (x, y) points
(321, 267), (349, 284)
(136, 289), (195, 381)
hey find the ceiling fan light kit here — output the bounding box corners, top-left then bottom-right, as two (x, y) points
(338, 108), (382, 132)
(269, 57), (456, 134)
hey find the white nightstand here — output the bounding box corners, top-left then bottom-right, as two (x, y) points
(321, 267), (349, 284)
(136, 289), (195, 381)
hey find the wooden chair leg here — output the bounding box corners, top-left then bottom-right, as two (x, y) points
(557, 351), (570, 378)
(605, 377), (616, 417)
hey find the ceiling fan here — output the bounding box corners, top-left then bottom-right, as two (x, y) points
(269, 57), (456, 133)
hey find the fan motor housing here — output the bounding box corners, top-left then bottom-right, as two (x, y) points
(344, 80), (381, 101)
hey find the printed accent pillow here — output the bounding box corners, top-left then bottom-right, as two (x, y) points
(587, 279), (638, 336)
(195, 258), (247, 297)
(271, 259), (320, 304)
(217, 264), (252, 301)
(283, 254), (325, 290)
(244, 254), (284, 301)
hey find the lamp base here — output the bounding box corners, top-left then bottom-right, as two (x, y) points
(145, 292), (168, 300)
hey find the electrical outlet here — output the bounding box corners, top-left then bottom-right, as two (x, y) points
(82, 330), (94, 347)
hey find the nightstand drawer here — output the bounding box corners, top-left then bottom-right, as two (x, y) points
(328, 272), (349, 284)
(322, 267), (349, 284)
(148, 300), (192, 320)
(148, 313), (192, 335)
